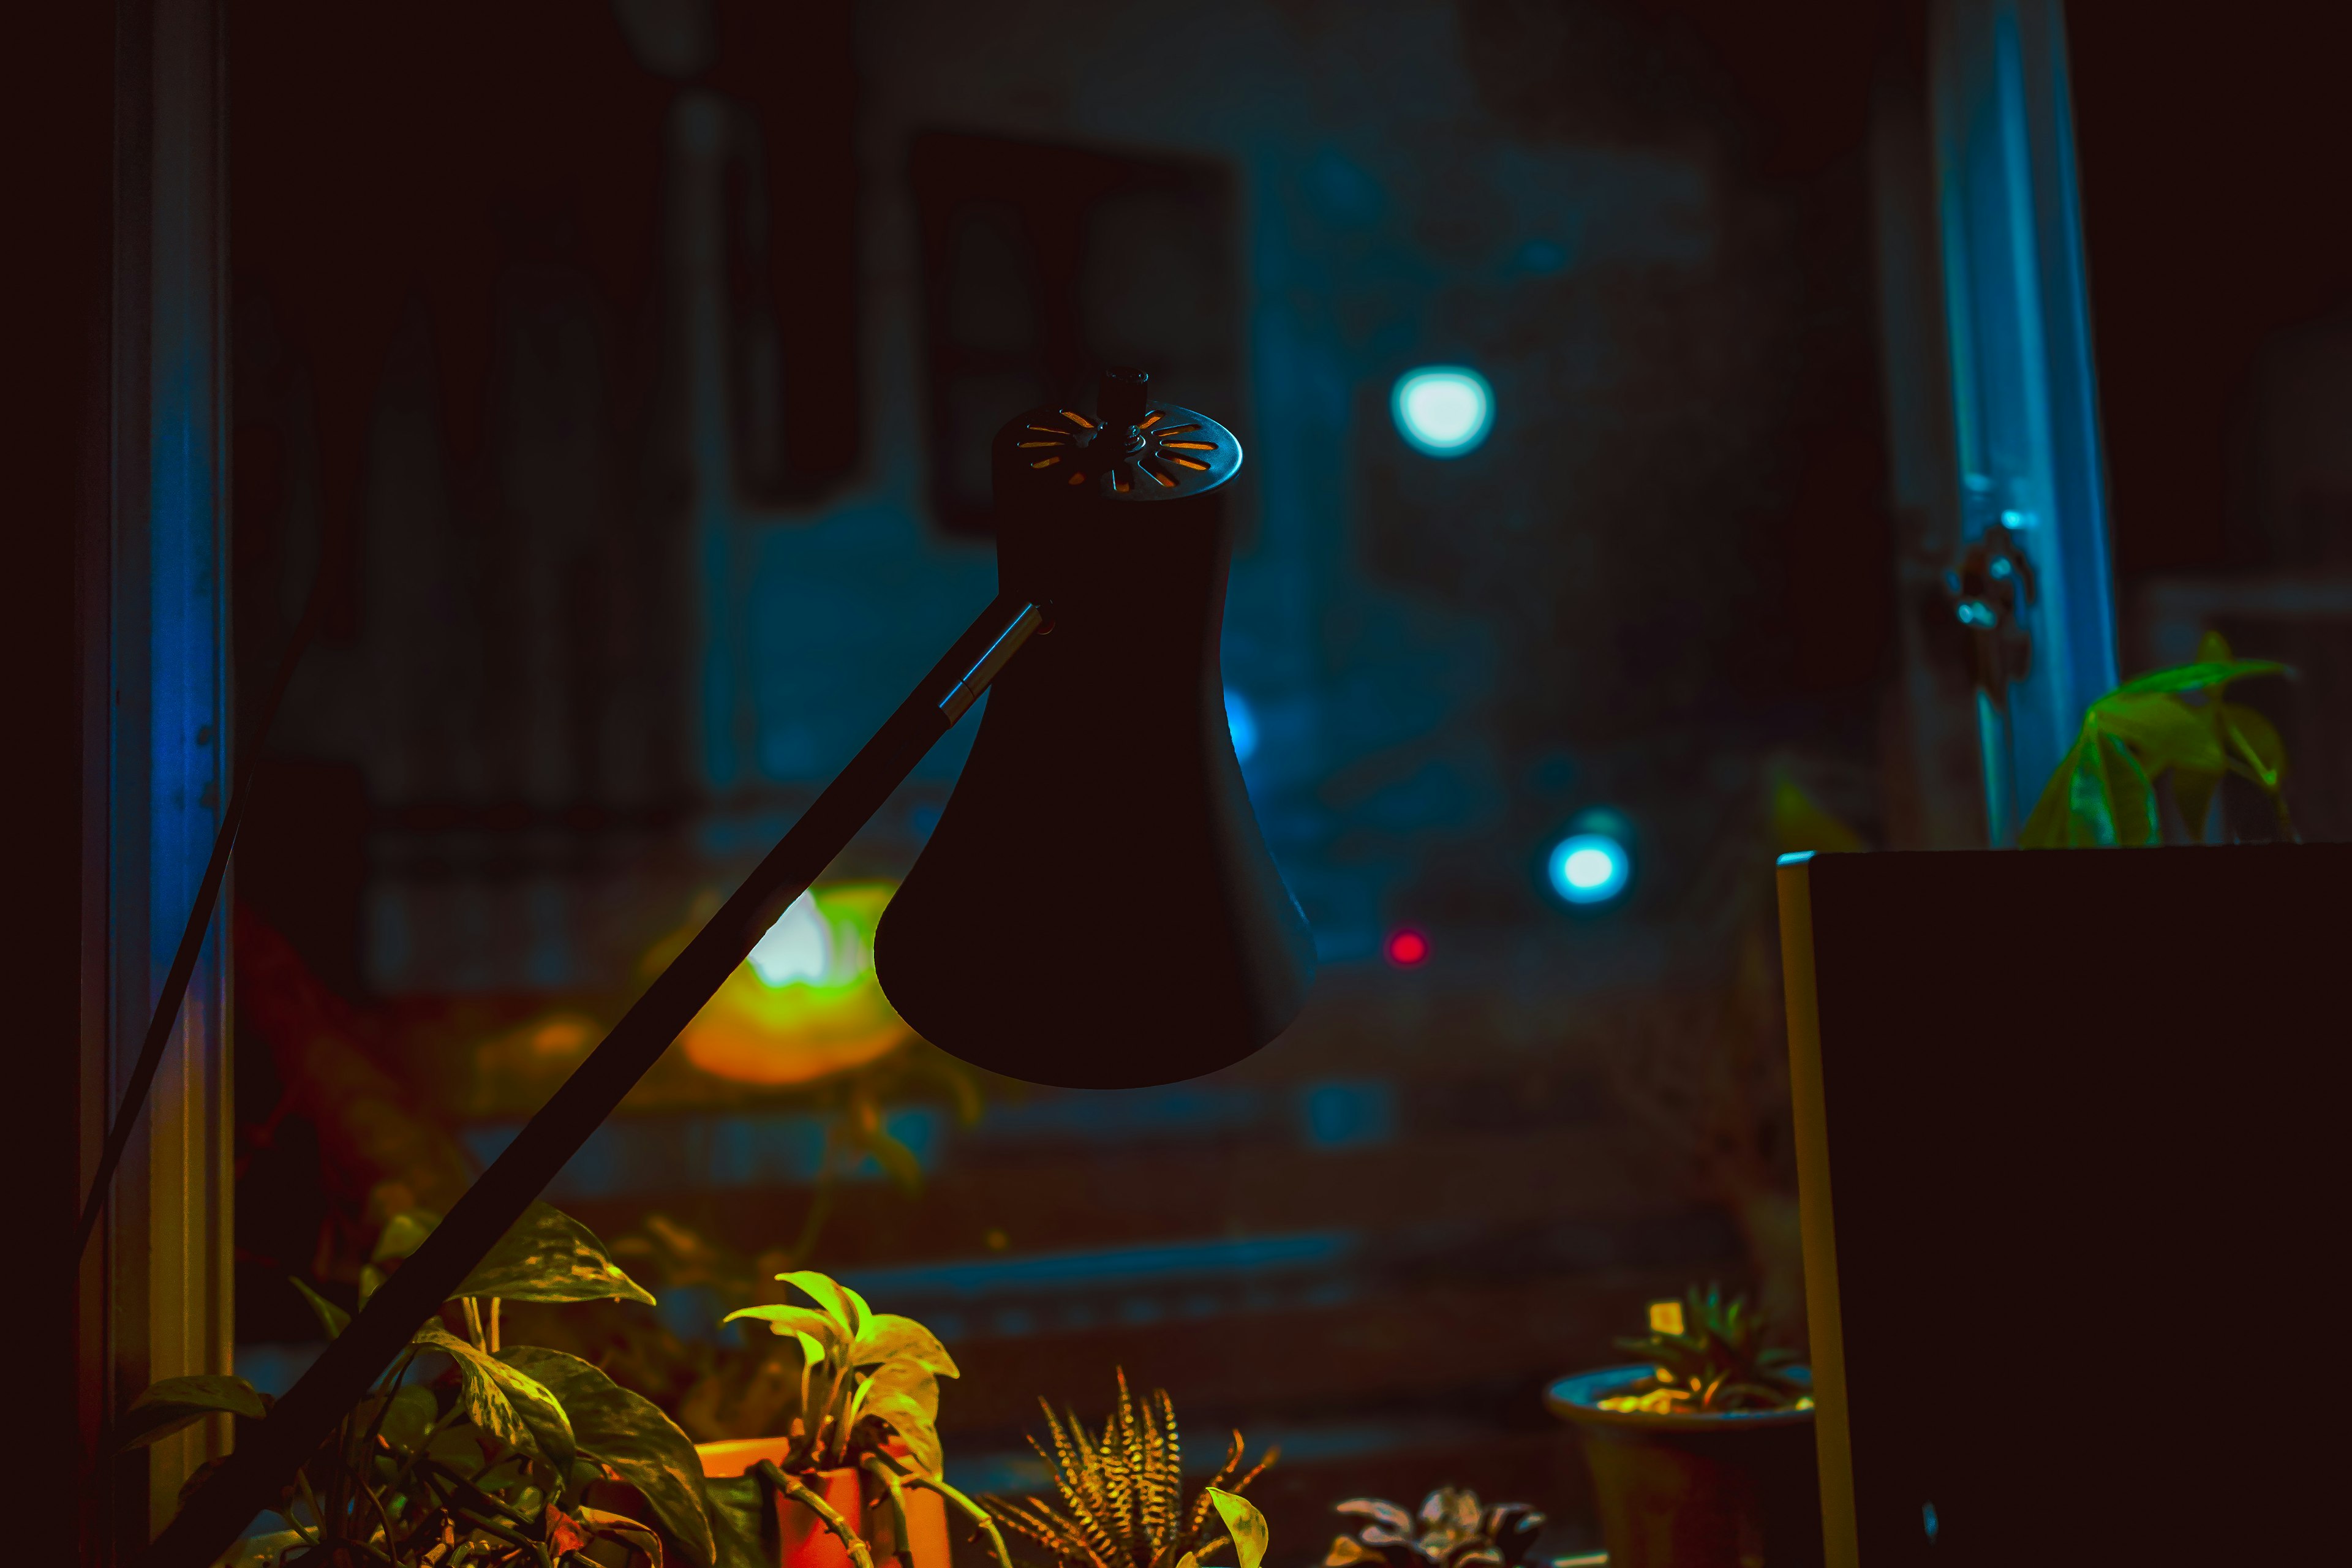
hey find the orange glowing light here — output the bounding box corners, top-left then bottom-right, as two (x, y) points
(654, 881), (914, 1087)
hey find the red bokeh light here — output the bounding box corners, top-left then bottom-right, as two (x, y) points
(1385, 929), (1428, 967)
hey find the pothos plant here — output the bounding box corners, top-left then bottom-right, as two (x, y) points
(113, 1202), (717, 1568)
(722, 1270), (1012, 1568)
(2022, 631), (2293, 848)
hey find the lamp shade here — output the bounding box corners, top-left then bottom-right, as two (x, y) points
(875, 369), (1314, 1087)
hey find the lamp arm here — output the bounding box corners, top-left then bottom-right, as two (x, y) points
(140, 595), (1047, 1568)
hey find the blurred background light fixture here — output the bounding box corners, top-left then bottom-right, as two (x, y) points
(674, 881), (913, 1086)
(1385, 928), (1430, 966)
(1547, 831), (1630, 906)
(1391, 366), (1494, 456)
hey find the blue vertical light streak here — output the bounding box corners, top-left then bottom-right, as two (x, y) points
(1932, 0), (2119, 839)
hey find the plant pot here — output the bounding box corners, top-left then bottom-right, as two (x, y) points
(697, 1441), (952, 1568)
(1547, 1367), (1823, 1568)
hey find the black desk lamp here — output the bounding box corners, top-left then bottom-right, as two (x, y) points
(879, 366), (1314, 1086)
(142, 368), (1313, 1568)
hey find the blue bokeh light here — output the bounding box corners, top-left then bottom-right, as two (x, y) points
(1225, 687), (1259, 763)
(1547, 831), (1630, 905)
(1391, 366), (1494, 456)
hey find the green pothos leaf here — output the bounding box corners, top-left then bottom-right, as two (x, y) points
(575, 1506), (668, 1564)
(373, 1207), (442, 1265)
(290, 1278), (350, 1340)
(358, 1262), (387, 1311)
(704, 1474), (772, 1568)
(2222, 702), (2286, 790)
(774, 1270), (859, 1336)
(2172, 766), (2223, 843)
(2092, 729), (2159, 846)
(1209, 1488), (1270, 1568)
(428, 1422), (494, 1472)
(853, 1314), (960, 1378)
(499, 1345), (717, 1568)
(378, 1382), (439, 1457)
(865, 1360), (942, 1419)
(2062, 736), (2116, 845)
(2111, 658), (2288, 697)
(839, 1281), (878, 1334)
(111, 1374), (270, 1450)
(860, 1128), (925, 1196)
(857, 1387), (942, 1477)
(2020, 736), (2086, 848)
(2089, 692), (2222, 775)
(453, 1202), (657, 1305)
(415, 1323), (576, 1472)
(722, 1303), (843, 1350)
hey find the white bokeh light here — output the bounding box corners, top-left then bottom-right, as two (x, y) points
(1547, 832), (1630, 905)
(748, 889), (832, 986)
(1392, 366), (1494, 456)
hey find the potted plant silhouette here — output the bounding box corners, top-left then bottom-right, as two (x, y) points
(2020, 632), (2293, 846)
(707, 1270), (1006, 1568)
(1548, 1286), (1819, 1568)
(113, 1201), (713, 1567)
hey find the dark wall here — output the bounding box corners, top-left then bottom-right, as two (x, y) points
(217, 1), (1910, 1554)
(2071, 2), (2352, 844)
(2070, 2), (2352, 577)
(15, 5), (115, 1561)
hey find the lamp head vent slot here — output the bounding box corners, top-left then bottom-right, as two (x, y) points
(990, 369), (1242, 505)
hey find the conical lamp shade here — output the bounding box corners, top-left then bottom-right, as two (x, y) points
(875, 371), (1314, 1088)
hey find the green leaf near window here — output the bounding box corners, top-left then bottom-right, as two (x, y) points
(377, 1382), (438, 1458)
(109, 1374), (270, 1450)
(719, 1268), (959, 1476)
(852, 1315), (960, 1380)
(290, 1277), (350, 1339)
(498, 1344), (718, 1568)
(364, 1200), (656, 1306)
(451, 1200), (657, 1305)
(2111, 655), (2287, 696)
(2223, 702), (2286, 790)
(415, 1323), (576, 1471)
(113, 1200), (717, 1568)
(2020, 633), (2292, 848)
(771, 1269), (862, 1336)
(2089, 692), (2222, 772)
(1210, 1487), (1270, 1568)
(372, 1207), (440, 1265)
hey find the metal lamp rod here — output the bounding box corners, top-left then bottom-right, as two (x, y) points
(141, 594), (1046, 1568)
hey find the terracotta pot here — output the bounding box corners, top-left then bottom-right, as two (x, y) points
(696, 1440), (952, 1568)
(1547, 1367), (1822, 1568)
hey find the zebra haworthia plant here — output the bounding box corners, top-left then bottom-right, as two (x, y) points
(985, 1371), (1273, 1568)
